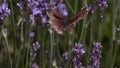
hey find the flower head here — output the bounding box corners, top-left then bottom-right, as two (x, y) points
(90, 0), (108, 21)
(17, 0), (68, 25)
(72, 43), (85, 68)
(62, 52), (68, 62)
(30, 52), (37, 60)
(94, 0), (108, 9)
(32, 63), (39, 68)
(29, 31), (35, 38)
(32, 41), (41, 51)
(87, 42), (102, 68)
(0, 2), (10, 20)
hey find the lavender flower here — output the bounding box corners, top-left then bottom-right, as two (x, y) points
(100, 0), (108, 9)
(98, 13), (104, 21)
(32, 41), (41, 51)
(90, 0), (108, 21)
(117, 25), (120, 32)
(117, 39), (120, 45)
(44, 50), (56, 62)
(45, 50), (50, 60)
(29, 31), (35, 38)
(72, 43), (85, 68)
(17, 0), (68, 24)
(0, 2), (10, 20)
(30, 41), (41, 60)
(57, 3), (68, 16)
(30, 52), (37, 60)
(94, 0), (108, 9)
(32, 63), (39, 68)
(62, 52), (68, 62)
(87, 42), (102, 68)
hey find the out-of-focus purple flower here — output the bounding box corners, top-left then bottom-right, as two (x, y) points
(45, 50), (50, 60)
(17, 2), (24, 12)
(30, 52), (37, 60)
(94, 0), (108, 9)
(30, 42), (40, 60)
(117, 25), (120, 32)
(87, 42), (102, 68)
(117, 39), (120, 45)
(29, 31), (35, 38)
(90, 0), (108, 21)
(17, 0), (68, 24)
(44, 50), (54, 60)
(32, 41), (41, 51)
(62, 52), (68, 62)
(0, 2), (10, 20)
(42, 15), (48, 23)
(32, 63), (39, 68)
(100, 0), (108, 9)
(57, 3), (68, 16)
(72, 43), (85, 68)
(98, 13), (104, 21)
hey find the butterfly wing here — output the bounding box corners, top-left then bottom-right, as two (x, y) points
(63, 7), (89, 30)
(50, 10), (65, 34)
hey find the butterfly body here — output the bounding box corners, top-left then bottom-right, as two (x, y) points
(49, 7), (89, 34)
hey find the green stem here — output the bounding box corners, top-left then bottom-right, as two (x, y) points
(79, 14), (87, 43)
(86, 14), (94, 66)
(74, 0), (78, 13)
(68, 35), (72, 68)
(25, 0), (30, 68)
(15, 43), (24, 68)
(15, 20), (24, 68)
(111, 43), (119, 68)
(106, 0), (117, 68)
(4, 37), (12, 68)
(65, 0), (74, 14)
(25, 40), (30, 68)
(50, 32), (54, 68)
(9, 0), (16, 67)
(42, 29), (45, 68)
(56, 39), (62, 61)
(97, 23), (102, 42)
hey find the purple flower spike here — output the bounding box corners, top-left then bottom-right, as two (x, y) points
(17, 0), (68, 24)
(62, 52), (68, 62)
(72, 43), (85, 68)
(94, 0), (108, 9)
(87, 42), (102, 68)
(42, 15), (47, 23)
(32, 41), (41, 51)
(0, 2), (10, 20)
(30, 52), (37, 60)
(58, 3), (68, 16)
(72, 43), (85, 56)
(32, 63), (39, 68)
(101, 0), (108, 8)
(29, 31), (35, 38)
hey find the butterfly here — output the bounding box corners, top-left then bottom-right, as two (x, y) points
(48, 7), (89, 34)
